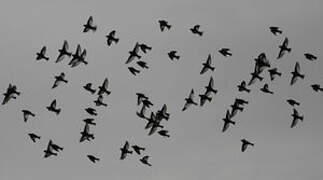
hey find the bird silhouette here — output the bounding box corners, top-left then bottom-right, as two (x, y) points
(269, 26), (282, 36)
(69, 44), (82, 65)
(254, 53), (270, 73)
(139, 43), (152, 53)
(200, 54), (215, 74)
(97, 78), (111, 96)
(199, 92), (212, 107)
(248, 68), (264, 86)
(36, 46), (49, 61)
(158, 20), (171, 32)
(156, 104), (170, 121)
(311, 84), (323, 92)
(52, 72), (68, 89)
(205, 76), (217, 95)
(237, 81), (250, 93)
(126, 42), (141, 64)
(190, 25), (203, 36)
(304, 53), (317, 61)
(158, 130), (170, 137)
(85, 107), (97, 116)
(22, 110), (35, 122)
(260, 84), (274, 94)
(136, 93), (148, 106)
(222, 110), (235, 132)
(218, 48), (232, 57)
(83, 16), (97, 33)
(286, 99), (300, 107)
(83, 118), (96, 126)
(80, 123), (95, 142)
(94, 95), (107, 107)
(56, 40), (72, 63)
(148, 119), (163, 136)
(132, 145), (146, 155)
(70, 49), (87, 67)
(230, 103), (244, 118)
(120, 141), (133, 160)
(83, 83), (96, 94)
(28, 133), (40, 143)
(168, 50), (180, 61)
(241, 139), (254, 152)
(144, 112), (157, 130)
(140, 155), (152, 166)
(277, 37), (291, 59)
(87, 155), (100, 163)
(268, 68), (282, 81)
(182, 89), (198, 111)
(291, 108), (303, 128)
(136, 61), (149, 69)
(106, 30), (119, 46)
(2, 84), (20, 105)
(128, 67), (140, 76)
(290, 62), (304, 86)
(46, 99), (61, 115)
(44, 140), (57, 158)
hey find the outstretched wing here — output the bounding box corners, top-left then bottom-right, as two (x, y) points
(189, 89), (194, 100)
(51, 100), (57, 108)
(76, 44), (82, 56)
(40, 46), (47, 55)
(102, 78), (109, 90)
(283, 37), (289, 47)
(208, 76), (214, 88)
(87, 16), (93, 26)
(294, 62), (300, 73)
(200, 65), (208, 74)
(63, 40), (69, 51)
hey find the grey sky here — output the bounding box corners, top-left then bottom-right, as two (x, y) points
(0, 0), (322, 179)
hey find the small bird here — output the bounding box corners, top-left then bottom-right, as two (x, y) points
(83, 83), (96, 94)
(144, 112), (157, 130)
(36, 46), (49, 61)
(148, 119), (164, 136)
(269, 26), (282, 36)
(126, 42), (141, 64)
(311, 84), (323, 92)
(44, 140), (57, 158)
(286, 99), (300, 107)
(2, 84), (20, 105)
(158, 130), (170, 137)
(199, 92), (212, 107)
(128, 67), (140, 76)
(156, 104), (170, 121)
(83, 16), (97, 33)
(136, 93), (148, 106)
(168, 50), (180, 60)
(254, 53), (270, 73)
(52, 72), (68, 89)
(56, 40), (72, 63)
(136, 61), (149, 69)
(94, 95), (107, 107)
(260, 84), (274, 94)
(70, 49), (87, 67)
(241, 139), (254, 152)
(237, 81), (250, 93)
(140, 155), (152, 166)
(85, 107), (97, 116)
(50, 142), (63, 152)
(87, 155), (100, 163)
(120, 141), (133, 160)
(22, 110), (35, 122)
(46, 99), (61, 115)
(80, 123), (95, 142)
(158, 20), (171, 32)
(98, 78), (111, 96)
(268, 68), (282, 81)
(277, 37), (291, 59)
(28, 133), (40, 143)
(190, 25), (203, 36)
(304, 53), (317, 61)
(248, 69), (264, 86)
(205, 76), (217, 95)
(69, 44), (82, 65)
(218, 48), (232, 57)
(106, 30), (119, 46)
(139, 43), (152, 54)
(222, 110), (235, 132)
(132, 145), (145, 155)
(136, 105), (147, 119)
(290, 62), (304, 86)
(200, 54), (215, 74)
(83, 118), (96, 126)
(182, 89), (198, 111)
(291, 108), (304, 128)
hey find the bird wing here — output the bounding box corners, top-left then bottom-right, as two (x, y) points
(209, 77), (214, 88)
(41, 46), (47, 55)
(200, 66), (208, 74)
(102, 78), (109, 90)
(294, 62), (300, 74)
(63, 40), (69, 51)
(189, 89), (194, 100)
(283, 37), (289, 47)
(277, 48), (285, 59)
(56, 53), (66, 63)
(126, 54), (135, 64)
(241, 143), (247, 152)
(87, 16), (93, 26)
(290, 74), (298, 86)
(222, 121), (230, 132)
(110, 30), (115, 36)
(76, 44), (82, 56)
(206, 54), (211, 65)
(148, 125), (158, 135)
(161, 104), (167, 114)
(52, 79), (60, 89)
(81, 49), (87, 59)
(51, 100), (57, 108)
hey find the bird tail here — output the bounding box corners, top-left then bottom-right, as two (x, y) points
(300, 116), (304, 121)
(56, 109), (61, 115)
(45, 57), (49, 61)
(210, 67), (215, 71)
(198, 31), (203, 36)
(300, 74), (305, 79)
(115, 38), (119, 43)
(167, 25), (171, 29)
(92, 26), (97, 32)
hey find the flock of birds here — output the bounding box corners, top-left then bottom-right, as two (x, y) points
(2, 16), (322, 166)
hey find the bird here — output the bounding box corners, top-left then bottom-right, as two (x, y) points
(83, 118), (96, 126)
(237, 81), (250, 93)
(311, 84), (323, 92)
(190, 25), (203, 36)
(158, 20), (171, 32)
(144, 112), (157, 130)
(56, 40), (72, 63)
(230, 103), (244, 118)
(69, 44), (82, 65)
(83, 83), (96, 94)
(87, 155), (100, 163)
(132, 145), (145, 155)
(85, 107), (97, 116)
(52, 72), (68, 89)
(36, 46), (49, 61)
(260, 84), (274, 94)
(106, 30), (119, 46)
(268, 68), (282, 81)
(290, 62), (304, 86)
(83, 16), (97, 33)
(222, 110), (235, 132)
(120, 141), (133, 160)
(97, 78), (111, 96)
(199, 92), (212, 107)
(128, 67), (140, 76)
(218, 48), (232, 57)
(248, 68), (264, 86)
(200, 54), (215, 74)
(277, 37), (291, 59)
(304, 53), (317, 61)
(80, 123), (95, 142)
(28, 133), (40, 143)
(286, 99), (300, 107)
(2, 84), (20, 105)
(205, 76), (217, 95)
(156, 104), (170, 121)
(136, 105), (147, 119)
(147, 119), (164, 136)
(140, 156), (152, 166)
(44, 140), (57, 158)
(291, 108), (304, 128)
(182, 89), (198, 111)
(126, 42), (141, 64)
(136, 93), (148, 106)
(269, 26), (282, 36)
(241, 139), (254, 152)
(70, 49), (87, 67)
(136, 61), (149, 69)
(46, 99), (61, 115)
(158, 130), (170, 137)
(22, 110), (35, 122)
(254, 53), (270, 73)
(94, 95), (107, 107)
(139, 43), (152, 53)
(168, 50), (180, 60)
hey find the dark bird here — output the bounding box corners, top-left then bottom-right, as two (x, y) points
(87, 155), (100, 163)
(83, 83), (96, 94)
(136, 105), (147, 119)
(200, 54), (215, 74)
(291, 108), (304, 128)
(144, 112), (157, 130)
(136, 61), (149, 69)
(148, 118), (163, 136)
(70, 49), (87, 67)
(260, 84), (274, 94)
(80, 123), (95, 142)
(290, 62), (304, 86)
(83, 16), (97, 33)
(136, 93), (148, 106)
(168, 50), (180, 60)
(94, 95), (107, 107)
(241, 139), (254, 152)
(218, 48), (232, 57)
(120, 141), (133, 160)
(287, 99), (300, 107)
(237, 81), (251, 93)
(83, 118), (96, 126)
(254, 53), (270, 73)
(222, 110), (235, 132)
(69, 44), (82, 65)
(230, 103), (244, 118)
(56, 40), (72, 63)
(304, 53), (317, 61)
(182, 89), (198, 111)
(132, 145), (145, 155)
(205, 76), (217, 95)
(139, 43), (152, 53)
(268, 68), (282, 81)
(140, 156), (152, 166)
(158, 20), (171, 32)
(248, 68), (263, 86)
(277, 37), (291, 59)
(2, 84), (20, 105)
(22, 110), (35, 122)
(46, 99), (61, 115)
(44, 140), (57, 158)
(98, 78), (111, 96)
(85, 107), (97, 116)
(36, 46), (49, 61)
(28, 133), (40, 143)
(269, 26), (282, 36)
(311, 84), (323, 92)
(142, 99), (153, 108)
(126, 42), (141, 64)
(128, 67), (140, 76)
(52, 72), (68, 89)
(156, 104), (170, 121)
(199, 92), (212, 107)
(190, 25), (203, 36)
(106, 30), (119, 46)
(50, 142), (63, 152)
(158, 130), (170, 137)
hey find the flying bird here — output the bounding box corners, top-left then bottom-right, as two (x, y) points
(277, 37), (291, 59)
(205, 76), (217, 95)
(260, 84), (274, 94)
(290, 62), (304, 86)
(69, 44), (82, 65)
(291, 108), (304, 128)
(70, 49), (87, 67)
(132, 145), (145, 155)
(106, 30), (119, 46)
(44, 140), (57, 158)
(218, 48), (232, 57)
(182, 89), (198, 111)
(85, 107), (97, 116)
(168, 50), (180, 61)
(22, 110), (35, 122)
(46, 99), (61, 115)
(304, 53), (317, 61)
(140, 156), (152, 166)
(230, 103), (244, 118)
(254, 53), (270, 73)
(139, 43), (152, 53)
(2, 84), (20, 105)
(80, 123), (95, 142)
(248, 68), (264, 86)
(36, 46), (49, 61)
(128, 67), (140, 76)
(94, 95), (107, 107)
(190, 25), (203, 36)
(87, 155), (100, 163)
(268, 68), (282, 81)
(269, 26), (282, 36)
(222, 110), (235, 132)
(147, 119), (164, 136)
(158, 20), (171, 32)
(156, 104), (170, 121)
(286, 99), (300, 107)
(52, 72), (68, 89)
(98, 78), (111, 96)
(200, 54), (215, 74)
(237, 81), (250, 93)
(126, 42), (141, 64)
(136, 93), (148, 106)
(311, 84), (323, 92)
(120, 141), (133, 160)
(83, 16), (97, 33)
(199, 92), (212, 107)
(136, 61), (149, 69)
(28, 133), (40, 143)
(158, 130), (170, 137)
(83, 83), (96, 94)
(241, 139), (254, 152)
(56, 40), (72, 63)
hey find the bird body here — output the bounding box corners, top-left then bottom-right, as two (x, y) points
(46, 99), (61, 115)
(83, 16), (97, 33)
(241, 139), (254, 152)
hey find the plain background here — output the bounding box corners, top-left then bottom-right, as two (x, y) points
(0, 0), (322, 179)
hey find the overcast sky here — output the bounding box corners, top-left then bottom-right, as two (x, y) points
(0, 0), (322, 179)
